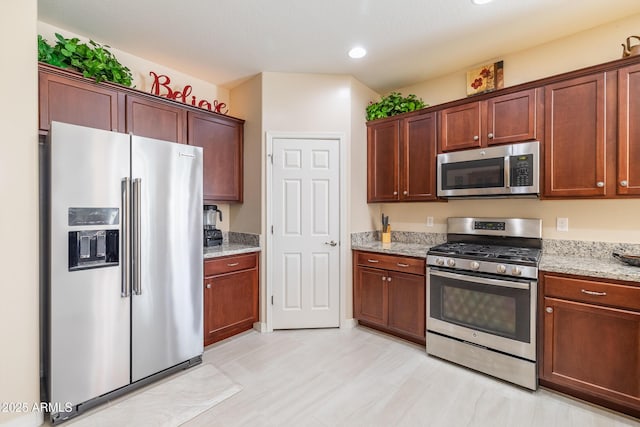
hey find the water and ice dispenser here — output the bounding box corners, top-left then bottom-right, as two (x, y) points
(67, 207), (120, 271)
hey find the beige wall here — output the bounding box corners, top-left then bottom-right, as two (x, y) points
(379, 13), (640, 243)
(38, 21), (230, 112)
(398, 13), (640, 106)
(0, 1), (41, 426)
(229, 74), (263, 234)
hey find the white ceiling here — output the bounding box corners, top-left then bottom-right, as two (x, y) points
(38, 0), (640, 93)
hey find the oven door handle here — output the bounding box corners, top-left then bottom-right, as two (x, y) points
(429, 269), (531, 290)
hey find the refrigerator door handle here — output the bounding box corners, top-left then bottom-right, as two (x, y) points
(121, 177), (131, 297)
(133, 178), (142, 295)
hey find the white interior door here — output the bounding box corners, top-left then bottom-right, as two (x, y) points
(271, 137), (340, 329)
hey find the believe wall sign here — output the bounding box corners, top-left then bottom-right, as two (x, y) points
(149, 71), (228, 114)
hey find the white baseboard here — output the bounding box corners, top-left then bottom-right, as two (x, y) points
(252, 322), (268, 333)
(340, 318), (358, 329)
(0, 411), (43, 427)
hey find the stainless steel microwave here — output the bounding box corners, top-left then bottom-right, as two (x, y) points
(437, 141), (540, 198)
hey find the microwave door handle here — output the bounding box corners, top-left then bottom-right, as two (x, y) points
(429, 269), (530, 290)
(504, 155), (511, 189)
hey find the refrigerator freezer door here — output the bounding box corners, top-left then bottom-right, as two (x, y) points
(131, 136), (203, 382)
(49, 122), (131, 407)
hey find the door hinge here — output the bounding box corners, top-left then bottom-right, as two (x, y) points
(271, 225), (274, 234)
(268, 154), (273, 164)
(271, 295), (274, 305)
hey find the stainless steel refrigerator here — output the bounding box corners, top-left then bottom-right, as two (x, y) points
(42, 121), (204, 423)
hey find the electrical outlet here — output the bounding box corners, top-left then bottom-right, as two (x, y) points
(556, 217), (569, 232)
(427, 216), (434, 227)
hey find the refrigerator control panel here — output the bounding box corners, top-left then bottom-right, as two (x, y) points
(68, 230), (119, 271)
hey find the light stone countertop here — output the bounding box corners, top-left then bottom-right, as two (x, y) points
(351, 241), (433, 259)
(539, 254), (640, 283)
(203, 244), (261, 259)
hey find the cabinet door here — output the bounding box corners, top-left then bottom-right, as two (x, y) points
(486, 88), (537, 146)
(204, 269), (258, 346)
(39, 70), (122, 132)
(354, 266), (388, 326)
(126, 94), (186, 143)
(401, 113), (438, 201)
(543, 73), (608, 197)
(618, 63), (640, 196)
(542, 297), (640, 410)
(188, 112), (244, 202)
(439, 102), (482, 152)
(387, 271), (425, 341)
(367, 120), (400, 202)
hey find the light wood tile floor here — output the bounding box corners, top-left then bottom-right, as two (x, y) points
(185, 326), (639, 427)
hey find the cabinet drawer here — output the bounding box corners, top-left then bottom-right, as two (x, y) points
(544, 274), (640, 311)
(355, 251), (425, 275)
(205, 253), (257, 276)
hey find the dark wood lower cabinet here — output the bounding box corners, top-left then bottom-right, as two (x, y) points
(540, 272), (640, 418)
(204, 252), (259, 346)
(353, 251), (426, 345)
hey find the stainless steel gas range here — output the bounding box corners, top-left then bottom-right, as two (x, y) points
(426, 217), (542, 390)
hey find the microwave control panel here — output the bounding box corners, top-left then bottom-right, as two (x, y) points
(509, 154), (534, 187)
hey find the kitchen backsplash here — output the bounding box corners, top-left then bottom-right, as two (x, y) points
(226, 231), (260, 247)
(542, 239), (640, 259)
(351, 231), (640, 259)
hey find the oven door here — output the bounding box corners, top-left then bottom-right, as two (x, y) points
(427, 267), (536, 361)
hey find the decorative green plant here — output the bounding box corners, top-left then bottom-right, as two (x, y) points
(366, 92), (426, 121)
(38, 33), (134, 87)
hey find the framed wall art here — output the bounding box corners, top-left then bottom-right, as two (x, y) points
(466, 60), (504, 96)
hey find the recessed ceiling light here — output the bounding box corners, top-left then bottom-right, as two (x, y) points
(348, 47), (367, 59)
(471, 0), (493, 4)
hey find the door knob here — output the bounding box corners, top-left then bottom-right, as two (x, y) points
(324, 240), (338, 247)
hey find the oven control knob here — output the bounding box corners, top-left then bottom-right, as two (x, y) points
(470, 261), (480, 270)
(511, 267), (522, 276)
(447, 259), (456, 267)
(496, 264), (507, 274)
(436, 258), (445, 266)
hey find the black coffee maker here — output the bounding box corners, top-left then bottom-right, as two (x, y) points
(203, 205), (223, 247)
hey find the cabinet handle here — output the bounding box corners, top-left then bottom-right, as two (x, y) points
(545, 307), (553, 313)
(596, 181), (604, 188)
(473, 135), (479, 141)
(381, 276), (386, 281)
(393, 191), (398, 196)
(581, 289), (607, 297)
(227, 262), (240, 267)
(387, 277), (392, 282)
(403, 190), (408, 195)
(620, 180), (629, 187)
(397, 263), (410, 267)
(206, 283), (211, 289)
(368, 259), (380, 263)
(487, 133), (494, 139)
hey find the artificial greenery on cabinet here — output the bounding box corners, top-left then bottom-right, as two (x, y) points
(366, 92), (426, 121)
(38, 33), (134, 87)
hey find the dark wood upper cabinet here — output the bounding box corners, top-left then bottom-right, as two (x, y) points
(367, 113), (438, 202)
(543, 73), (610, 198)
(402, 113), (438, 201)
(126, 94), (187, 144)
(188, 111), (244, 203)
(618, 63), (640, 196)
(439, 101), (482, 151)
(367, 119), (400, 202)
(439, 88), (538, 152)
(39, 69), (123, 132)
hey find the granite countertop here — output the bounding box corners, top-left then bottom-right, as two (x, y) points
(204, 243), (261, 259)
(351, 241), (433, 259)
(540, 254), (640, 283)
